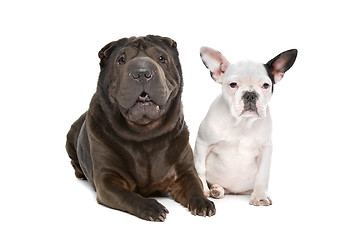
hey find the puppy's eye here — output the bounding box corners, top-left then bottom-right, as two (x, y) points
(117, 56), (126, 65)
(229, 82), (237, 88)
(262, 83), (270, 89)
(159, 56), (166, 63)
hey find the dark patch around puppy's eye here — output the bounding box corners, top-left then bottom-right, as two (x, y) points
(230, 82), (237, 88)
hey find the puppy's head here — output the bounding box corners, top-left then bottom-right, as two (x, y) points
(200, 47), (297, 119)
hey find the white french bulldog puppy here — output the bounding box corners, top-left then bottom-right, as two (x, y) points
(194, 47), (297, 206)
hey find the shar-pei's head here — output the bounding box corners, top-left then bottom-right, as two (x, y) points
(97, 35), (183, 126)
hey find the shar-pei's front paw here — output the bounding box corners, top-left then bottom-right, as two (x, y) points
(187, 195), (216, 217)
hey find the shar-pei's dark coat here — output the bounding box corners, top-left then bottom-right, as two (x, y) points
(66, 35), (215, 221)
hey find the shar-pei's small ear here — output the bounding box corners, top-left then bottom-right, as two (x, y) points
(98, 41), (117, 61)
(159, 36), (177, 49)
(145, 35), (178, 50)
(98, 38), (129, 67)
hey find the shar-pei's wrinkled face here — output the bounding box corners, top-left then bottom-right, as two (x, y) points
(98, 35), (183, 125)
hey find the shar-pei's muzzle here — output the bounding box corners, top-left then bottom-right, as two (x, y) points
(66, 35), (215, 221)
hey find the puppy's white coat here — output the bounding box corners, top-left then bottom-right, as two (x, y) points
(194, 47), (297, 206)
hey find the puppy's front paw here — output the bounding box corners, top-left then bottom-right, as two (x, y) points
(187, 195), (216, 217)
(203, 189), (210, 198)
(249, 193), (272, 206)
(210, 184), (225, 199)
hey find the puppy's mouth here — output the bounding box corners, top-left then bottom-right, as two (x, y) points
(240, 104), (259, 116)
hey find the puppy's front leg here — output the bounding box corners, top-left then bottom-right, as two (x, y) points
(194, 138), (211, 197)
(95, 173), (169, 221)
(250, 143), (273, 206)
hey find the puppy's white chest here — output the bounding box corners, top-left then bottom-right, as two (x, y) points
(206, 137), (260, 193)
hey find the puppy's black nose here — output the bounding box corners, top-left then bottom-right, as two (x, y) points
(242, 91), (258, 103)
(131, 67), (153, 83)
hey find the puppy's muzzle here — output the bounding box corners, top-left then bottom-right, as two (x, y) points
(241, 91), (259, 114)
(242, 91), (258, 103)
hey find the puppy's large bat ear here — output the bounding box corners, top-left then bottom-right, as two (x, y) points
(266, 49), (298, 83)
(200, 47), (230, 83)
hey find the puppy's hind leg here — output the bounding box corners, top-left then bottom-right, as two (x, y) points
(210, 184), (225, 199)
(194, 138), (211, 197)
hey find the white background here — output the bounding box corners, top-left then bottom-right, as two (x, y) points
(1, 0), (359, 239)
